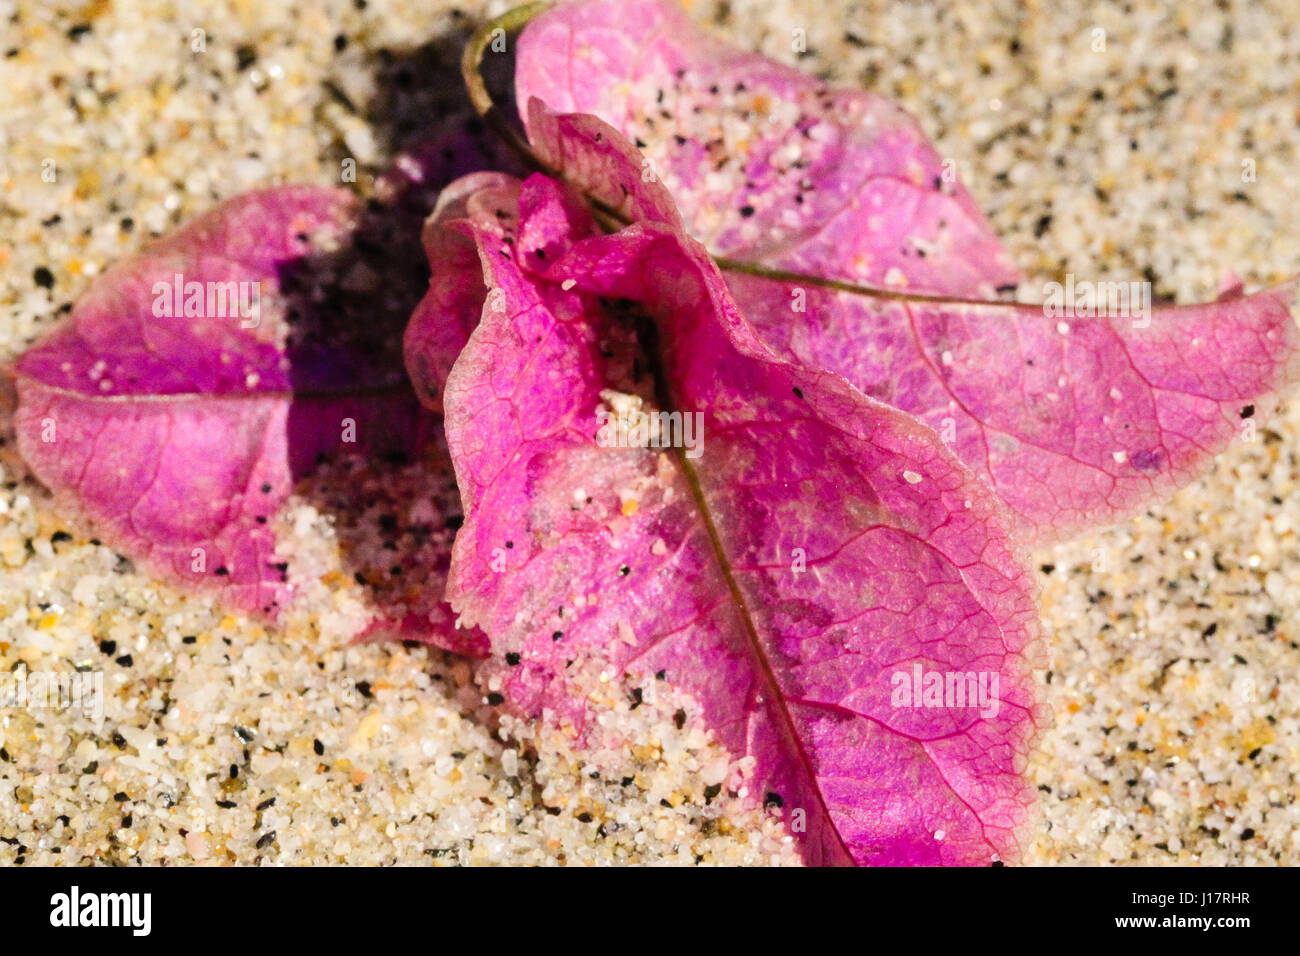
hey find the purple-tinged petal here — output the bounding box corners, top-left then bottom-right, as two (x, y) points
(427, 171), (1043, 866)
(405, 172), (523, 414)
(516, 0), (1019, 295)
(515, 0), (1300, 541)
(13, 187), (482, 655)
(729, 275), (1300, 540)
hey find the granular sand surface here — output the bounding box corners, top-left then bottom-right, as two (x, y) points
(1, 0), (1297, 865)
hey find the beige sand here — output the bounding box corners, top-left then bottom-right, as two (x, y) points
(0, 0), (1296, 864)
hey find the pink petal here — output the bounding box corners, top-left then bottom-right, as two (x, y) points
(515, 0), (1300, 541)
(14, 187), (481, 655)
(516, 0), (1018, 295)
(425, 171), (1043, 865)
(729, 275), (1300, 540)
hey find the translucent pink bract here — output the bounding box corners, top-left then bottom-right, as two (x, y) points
(421, 156), (1043, 865)
(515, 0), (1300, 541)
(12, 187), (479, 654)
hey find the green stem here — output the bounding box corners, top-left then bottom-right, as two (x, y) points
(461, 2), (558, 177)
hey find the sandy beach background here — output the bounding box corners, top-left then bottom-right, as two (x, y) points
(1, 0), (1298, 865)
